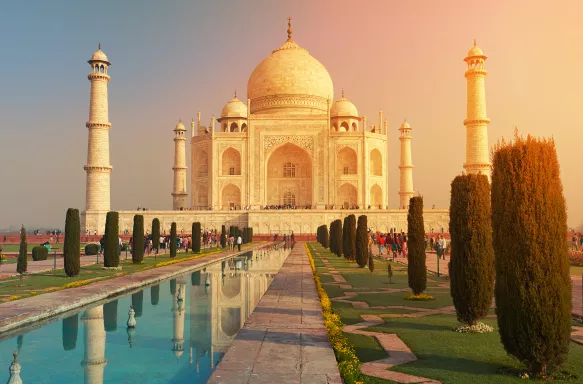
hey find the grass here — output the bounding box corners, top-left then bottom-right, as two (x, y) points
(571, 266), (583, 277)
(0, 246), (226, 302)
(308, 242), (583, 384)
(0, 243), (88, 253)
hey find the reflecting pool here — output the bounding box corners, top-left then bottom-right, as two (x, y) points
(0, 245), (288, 383)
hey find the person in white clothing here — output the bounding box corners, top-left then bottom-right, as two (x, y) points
(237, 235), (242, 251)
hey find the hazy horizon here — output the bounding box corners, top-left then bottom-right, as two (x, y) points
(1, 0), (582, 230)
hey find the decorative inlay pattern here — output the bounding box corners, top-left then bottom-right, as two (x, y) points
(264, 135), (313, 156)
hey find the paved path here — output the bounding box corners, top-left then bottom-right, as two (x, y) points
(0, 244), (261, 335)
(394, 254), (583, 317)
(208, 243), (342, 384)
(0, 255), (97, 277)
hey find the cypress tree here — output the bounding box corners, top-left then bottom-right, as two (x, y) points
(17, 225), (27, 277)
(151, 285), (160, 306)
(62, 314), (78, 351)
(192, 222), (201, 253)
(103, 300), (118, 332)
(342, 216), (350, 260)
(321, 224), (329, 249)
(132, 214), (145, 264)
(152, 218), (160, 253)
(329, 222), (335, 254)
(491, 135), (571, 375)
(229, 226), (235, 237)
(355, 215), (368, 267)
(132, 291), (144, 318)
(64, 208), (81, 277)
(249, 227), (253, 242)
(407, 196), (427, 295)
(335, 219), (343, 257)
(347, 215), (357, 261)
(170, 222), (177, 258)
(368, 253), (375, 272)
(449, 174), (494, 326)
(104, 211), (120, 267)
(220, 225), (227, 248)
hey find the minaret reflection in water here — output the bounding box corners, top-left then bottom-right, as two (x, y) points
(172, 276), (186, 360)
(81, 305), (107, 384)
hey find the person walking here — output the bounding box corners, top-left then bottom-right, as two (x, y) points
(402, 235), (408, 258)
(438, 234), (447, 260)
(237, 234), (242, 252)
(378, 234), (386, 257)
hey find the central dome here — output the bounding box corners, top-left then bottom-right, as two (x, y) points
(247, 35), (333, 115)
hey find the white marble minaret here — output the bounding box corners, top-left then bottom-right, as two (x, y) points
(463, 39), (491, 180)
(81, 305), (107, 384)
(398, 119), (414, 209)
(82, 45), (112, 234)
(172, 120), (188, 210)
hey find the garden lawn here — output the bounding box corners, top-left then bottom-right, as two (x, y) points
(0, 243), (88, 253)
(308, 242), (583, 384)
(0, 247), (223, 303)
(571, 266), (583, 277)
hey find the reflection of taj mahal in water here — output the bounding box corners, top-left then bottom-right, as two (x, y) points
(63, 249), (286, 383)
(81, 18), (491, 235)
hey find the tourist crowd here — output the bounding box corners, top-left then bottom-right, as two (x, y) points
(369, 231), (449, 261)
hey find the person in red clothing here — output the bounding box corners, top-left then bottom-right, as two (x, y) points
(378, 234), (386, 257)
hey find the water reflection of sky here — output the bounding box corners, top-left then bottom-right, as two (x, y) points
(0, 247), (287, 383)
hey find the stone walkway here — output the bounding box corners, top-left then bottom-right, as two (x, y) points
(208, 243), (342, 384)
(0, 255), (97, 278)
(0, 244), (261, 335)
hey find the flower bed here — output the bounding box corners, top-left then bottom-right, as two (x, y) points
(404, 294), (435, 301)
(305, 243), (365, 384)
(569, 250), (583, 266)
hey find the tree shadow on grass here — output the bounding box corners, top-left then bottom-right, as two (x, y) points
(395, 353), (511, 377)
(371, 321), (452, 332)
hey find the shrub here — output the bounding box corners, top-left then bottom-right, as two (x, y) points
(17, 225), (27, 275)
(132, 215), (145, 264)
(152, 218), (160, 252)
(449, 174), (494, 326)
(220, 225), (227, 248)
(491, 134), (571, 375)
(407, 197), (427, 295)
(192, 222), (201, 253)
(355, 215), (368, 267)
(170, 222), (177, 258)
(103, 300), (118, 332)
(103, 211), (120, 267)
(32, 246), (48, 261)
(321, 224), (329, 249)
(368, 253), (374, 272)
(64, 208), (80, 277)
(62, 314), (78, 351)
(84, 243), (99, 255)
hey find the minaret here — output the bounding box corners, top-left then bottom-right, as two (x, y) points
(463, 39), (491, 180)
(398, 119), (414, 209)
(172, 120), (188, 210)
(81, 305), (107, 384)
(84, 44), (112, 234)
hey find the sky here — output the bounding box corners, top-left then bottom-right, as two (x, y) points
(0, 0), (582, 230)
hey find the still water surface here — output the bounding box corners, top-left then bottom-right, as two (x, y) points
(0, 246), (288, 383)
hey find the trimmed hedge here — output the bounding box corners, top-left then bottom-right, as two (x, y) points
(85, 243), (99, 255)
(355, 215), (368, 267)
(492, 135), (571, 375)
(192, 222), (201, 253)
(449, 174), (494, 326)
(104, 211), (120, 267)
(17, 225), (27, 275)
(32, 246), (48, 261)
(170, 222), (177, 258)
(132, 214), (145, 264)
(407, 196), (427, 295)
(220, 225), (227, 248)
(152, 218), (160, 251)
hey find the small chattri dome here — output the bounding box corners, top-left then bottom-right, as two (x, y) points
(466, 39), (485, 58)
(330, 90), (358, 118)
(221, 93), (248, 118)
(175, 120), (185, 131)
(90, 44), (110, 63)
(400, 119), (411, 129)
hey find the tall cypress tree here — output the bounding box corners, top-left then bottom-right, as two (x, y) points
(170, 222), (177, 258)
(192, 222), (201, 253)
(17, 225), (27, 277)
(407, 196), (427, 295)
(355, 215), (368, 267)
(64, 208), (81, 277)
(342, 216), (350, 260)
(334, 219), (343, 257)
(220, 225), (227, 248)
(492, 135), (571, 375)
(321, 224), (329, 249)
(132, 214), (145, 264)
(103, 211), (120, 267)
(449, 174), (494, 326)
(329, 222), (336, 254)
(152, 218), (160, 253)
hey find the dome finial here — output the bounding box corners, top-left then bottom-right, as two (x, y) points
(287, 17), (293, 41)
(98, 42), (101, 50)
(342, 88), (344, 98)
(234, 89), (237, 98)
(474, 38), (476, 47)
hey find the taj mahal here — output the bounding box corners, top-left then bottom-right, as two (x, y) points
(81, 19), (490, 235)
